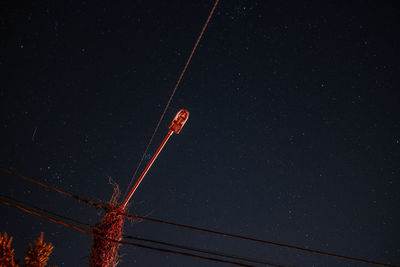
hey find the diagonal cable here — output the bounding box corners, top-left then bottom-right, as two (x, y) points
(122, 0), (220, 200)
(0, 195), (253, 267)
(0, 167), (396, 267)
(0, 193), (290, 267)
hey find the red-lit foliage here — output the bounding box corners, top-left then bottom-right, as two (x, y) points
(25, 232), (54, 267)
(90, 181), (124, 267)
(0, 232), (18, 267)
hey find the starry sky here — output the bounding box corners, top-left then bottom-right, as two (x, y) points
(0, 1), (399, 266)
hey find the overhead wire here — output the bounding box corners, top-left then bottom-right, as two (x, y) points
(0, 194), (272, 267)
(0, 168), (106, 210)
(122, 234), (291, 267)
(0, 193), (290, 267)
(0, 167), (396, 267)
(0, 193), (93, 229)
(1, 0), (392, 266)
(121, 215), (396, 267)
(122, 0), (220, 200)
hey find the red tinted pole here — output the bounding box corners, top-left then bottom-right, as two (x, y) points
(121, 130), (173, 210)
(121, 109), (189, 210)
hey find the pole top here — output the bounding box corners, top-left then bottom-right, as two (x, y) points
(169, 109), (189, 134)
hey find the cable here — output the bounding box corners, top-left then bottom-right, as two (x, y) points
(121, 215), (395, 267)
(0, 196), (254, 267)
(0, 194), (93, 229)
(0, 168), (106, 210)
(122, 234), (293, 267)
(0, 194), (288, 267)
(1, 168), (396, 267)
(123, 0), (220, 200)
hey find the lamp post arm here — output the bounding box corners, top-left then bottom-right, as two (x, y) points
(121, 130), (173, 210)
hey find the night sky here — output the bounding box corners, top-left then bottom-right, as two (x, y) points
(1, 1), (399, 266)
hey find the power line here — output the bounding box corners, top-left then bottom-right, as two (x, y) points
(0, 194), (93, 229)
(0, 194), (287, 267)
(0, 195), (260, 267)
(0, 193), (290, 266)
(0, 194), (291, 267)
(122, 234), (293, 267)
(0, 168), (106, 210)
(0, 168), (396, 267)
(123, 0), (220, 200)
(121, 215), (395, 267)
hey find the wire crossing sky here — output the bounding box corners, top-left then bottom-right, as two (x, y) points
(122, 0), (219, 203)
(0, 1), (399, 266)
(1, 193), (394, 267)
(0, 168), (395, 266)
